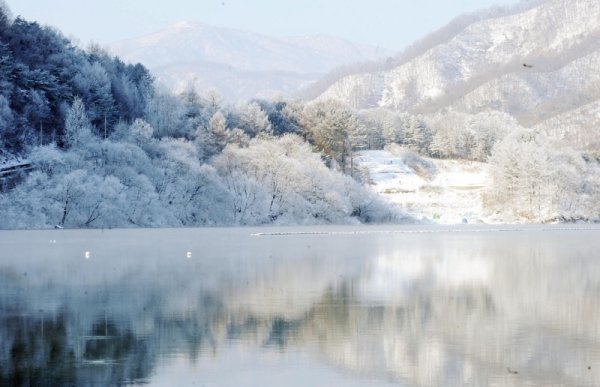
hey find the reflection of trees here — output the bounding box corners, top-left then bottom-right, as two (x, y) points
(301, 282), (501, 387)
(289, 239), (600, 387)
(1, 313), (76, 386)
(3, 230), (600, 386)
(265, 318), (302, 348)
(0, 311), (155, 386)
(152, 295), (225, 362)
(78, 319), (152, 385)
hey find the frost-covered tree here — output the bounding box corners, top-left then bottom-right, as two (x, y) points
(64, 97), (93, 148)
(486, 129), (600, 222)
(0, 94), (13, 150)
(259, 99), (304, 137)
(72, 61), (116, 133)
(145, 91), (185, 138)
(181, 85), (204, 133)
(488, 130), (551, 219)
(213, 146), (269, 224)
(233, 101), (272, 137)
(129, 118), (154, 144)
(200, 89), (223, 120)
(402, 114), (430, 154)
(226, 128), (250, 148)
(195, 111), (229, 160)
(0, 171), (49, 229)
(301, 100), (362, 174)
(429, 124), (455, 158)
(358, 108), (403, 149)
(468, 112), (510, 161)
(427, 111), (511, 160)
(155, 138), (228, 225)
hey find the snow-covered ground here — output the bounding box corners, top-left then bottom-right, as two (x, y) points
(355, 149), (490, 224)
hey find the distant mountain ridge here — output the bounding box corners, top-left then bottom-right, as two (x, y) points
(108, 21), (391, 100)
(315, 0), (600, 149)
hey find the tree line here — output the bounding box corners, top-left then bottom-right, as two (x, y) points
(1, 2), (599, 227)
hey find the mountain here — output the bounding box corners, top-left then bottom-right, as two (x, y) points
(316, 0), (600, 148)
(108, 21), (391, 100)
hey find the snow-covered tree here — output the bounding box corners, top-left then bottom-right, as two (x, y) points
(155, 138), (228, 225)
(486, 129), (600, 222)
(72, 61), (116, 132)
(359, 108), (402, 149)
(145, 91), (186, 138)
(64, 97), (93, 148)
(195, 111), (229, 160)
(427, 111), (511, 160)
(402, 114), (430, 154)
(0, 94), (14, 150)
(129, 118), (154, 144)
(200, 89), (223, 120)
(233, 101), (272, 137)
(262, 99), (304, 137)
(301, 100), (362, 174)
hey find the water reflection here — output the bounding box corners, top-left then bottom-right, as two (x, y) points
(1, 226), (600, 386)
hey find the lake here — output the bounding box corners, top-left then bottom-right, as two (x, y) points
(1, 225), (600, 386)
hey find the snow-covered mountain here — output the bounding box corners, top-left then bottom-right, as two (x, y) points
(108, 21), (391, 100)
(316, 0), (600, 147)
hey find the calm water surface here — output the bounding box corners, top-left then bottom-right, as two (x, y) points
(1, 225), (600, 386)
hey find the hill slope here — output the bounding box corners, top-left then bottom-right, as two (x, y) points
(317, 0), (600, 145)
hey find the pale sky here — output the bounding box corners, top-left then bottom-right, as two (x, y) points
(4, 0), (521, 50)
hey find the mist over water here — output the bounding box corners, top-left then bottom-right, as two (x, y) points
(1, 225), (599, 386)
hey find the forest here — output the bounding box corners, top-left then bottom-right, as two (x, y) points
(0, 6), (400, 228)
(0, 3), (599, 228)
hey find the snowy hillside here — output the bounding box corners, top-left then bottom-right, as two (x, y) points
(533, 100), (600, 149)
(440, 48), (600, 148)
(317, 0), (600, 143)
(447, 50), (600, 123)
(355, 149), (491, 224)
(108, 21), (391, 100)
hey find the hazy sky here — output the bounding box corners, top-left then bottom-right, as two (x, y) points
(5, 0), (520, 50)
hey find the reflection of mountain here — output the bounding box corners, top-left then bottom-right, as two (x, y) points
(1, 227), (600, 385)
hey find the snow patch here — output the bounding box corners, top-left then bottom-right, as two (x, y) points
(356, 150), (491, 224)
